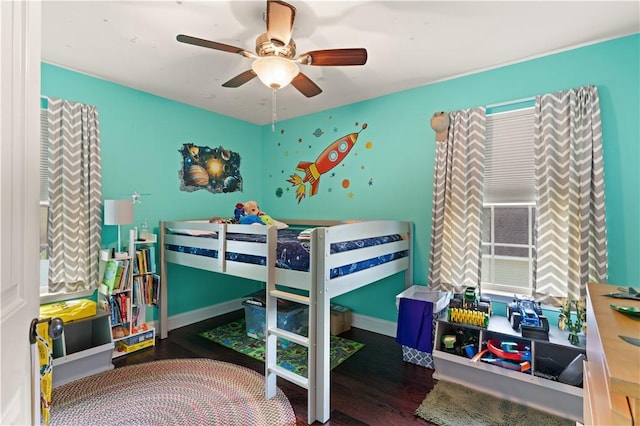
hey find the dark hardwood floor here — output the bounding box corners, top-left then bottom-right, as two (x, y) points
(112, 310), (437, 425)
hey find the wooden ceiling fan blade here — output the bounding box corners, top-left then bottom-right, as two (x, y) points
(176, 34), (254, 58)
(291, 72), (322, 98)
(222, 70), (258, 88)
(266, 0), (296, 46)
(298, 48), (368, 66)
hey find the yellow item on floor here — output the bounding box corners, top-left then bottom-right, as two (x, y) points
(40, 299), (97, 323)
(36, 321), (53, 425)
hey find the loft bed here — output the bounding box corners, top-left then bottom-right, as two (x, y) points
(158, 219), (413, 424)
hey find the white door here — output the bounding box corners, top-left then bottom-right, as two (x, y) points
(1, 1), (42, 424)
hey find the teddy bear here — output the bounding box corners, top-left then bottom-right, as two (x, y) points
(242, 200), (261, 216)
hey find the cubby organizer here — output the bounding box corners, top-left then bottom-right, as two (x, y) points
(433, 314), (586, 423)
(51, 310), (114, 387)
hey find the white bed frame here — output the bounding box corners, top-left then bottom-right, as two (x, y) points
(158, 219), (413, 424)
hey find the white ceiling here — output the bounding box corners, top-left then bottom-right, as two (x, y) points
(42, 1), (639, 125)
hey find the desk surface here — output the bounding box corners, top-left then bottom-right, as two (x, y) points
(587, 282), (640, 399)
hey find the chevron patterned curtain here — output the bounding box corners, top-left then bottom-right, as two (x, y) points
(46, 97), (103, 293)
(428, 107), (486, 293)
(533, 85), (607, 303)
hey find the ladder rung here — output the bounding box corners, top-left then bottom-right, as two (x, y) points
(268, 327), (309, 347)
(269, 289), (310, 305)
(269, 365), (309, 389)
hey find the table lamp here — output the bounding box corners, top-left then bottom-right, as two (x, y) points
(103, 199), (134, 257)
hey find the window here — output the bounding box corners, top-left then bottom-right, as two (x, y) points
(481, 106), (536, 295)
(481, 204), (535, 295)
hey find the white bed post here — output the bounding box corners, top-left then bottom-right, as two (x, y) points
(264, 225), (278, 400)
(306, 230), (318, 424)
(314, 228), (332, 423)
(159, 221), (168, 339)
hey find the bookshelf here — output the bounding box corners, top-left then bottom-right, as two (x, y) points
(98, 230), (159, 358)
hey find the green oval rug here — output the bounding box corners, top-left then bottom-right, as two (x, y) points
(416, 380), (574, 426)
(50, 358), (296, 426)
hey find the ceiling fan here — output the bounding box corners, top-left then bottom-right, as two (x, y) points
(176, 0), (368, 98)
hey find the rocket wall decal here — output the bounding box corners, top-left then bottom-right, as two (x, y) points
(287, 123), (367, 203)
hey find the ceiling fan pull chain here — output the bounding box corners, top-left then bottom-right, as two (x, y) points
(272, 88), (277, 132)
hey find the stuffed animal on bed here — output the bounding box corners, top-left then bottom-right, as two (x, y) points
(233, 203), (245, 222)
(242, 201), (261, 216)
(239, 201), (276, 226)
(239, 215), (264, 225)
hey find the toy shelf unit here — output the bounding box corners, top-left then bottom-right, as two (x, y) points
(433, 315), (586, 423)
(98, 230), (159, 358)
(50, 309), (114, 387)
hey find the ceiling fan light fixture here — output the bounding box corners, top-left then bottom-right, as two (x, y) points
(251, 56), (299, 90)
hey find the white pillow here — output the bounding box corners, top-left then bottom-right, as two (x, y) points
(273, 220), (289, 229)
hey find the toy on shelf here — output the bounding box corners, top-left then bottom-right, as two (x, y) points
(447, 287), (491, 327)
(557, 297), (586, 345)
(486, 339), (531, 361)
(448, 307), (489, 328)
(449, 286), (492, 315)
(471, 339), (532, 373)
(506, 295), (550, 340)
(440, 327), (479, 357)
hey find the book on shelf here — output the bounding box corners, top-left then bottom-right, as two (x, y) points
(109, 296), (119, 326)
(152, 274), (160, 305)
(118, 259), (130, 290)
(102, 259), (119, 293)
(132, 247), (156, 276)
(135, 250), (147, 275)
(148, 245), (156, 273)
(114, 261), (124, 291)
(133, 274), (160, 306)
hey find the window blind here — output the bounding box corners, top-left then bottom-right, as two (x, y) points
(484, 107), (535, 203)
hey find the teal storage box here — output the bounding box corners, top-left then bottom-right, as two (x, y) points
(242, 297), (308, 348)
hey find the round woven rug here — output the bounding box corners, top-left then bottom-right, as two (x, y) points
(50, 358), (296, 426)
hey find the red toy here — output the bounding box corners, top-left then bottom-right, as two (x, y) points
(486, 339), (531, 361)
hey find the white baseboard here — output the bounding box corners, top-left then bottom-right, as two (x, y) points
(352, 313), (397, 338)
(165, 299), (398, 339)
(166, 299), (244, 332)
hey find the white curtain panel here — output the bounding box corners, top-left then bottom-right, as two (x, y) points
(46, 97), (103, 293)
(428, 107), (486, 294)
(533, 85), (607, 303)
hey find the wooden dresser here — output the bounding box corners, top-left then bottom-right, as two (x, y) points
(584, 282), (640, 425)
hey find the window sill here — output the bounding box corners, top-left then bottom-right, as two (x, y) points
(40, 289), (94, 304)
(481, 289), (560, 312)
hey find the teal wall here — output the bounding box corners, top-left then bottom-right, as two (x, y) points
(41, 63), (265, 316)
(261, 34), (640, 321)
(42, 34), (639, 324)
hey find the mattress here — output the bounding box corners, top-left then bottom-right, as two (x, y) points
(166, 227), (408, 279)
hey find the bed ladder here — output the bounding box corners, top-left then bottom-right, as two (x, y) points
(265, 287), (317, 421)
(264, 227), (326, 424)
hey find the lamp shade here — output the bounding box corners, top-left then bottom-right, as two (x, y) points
(251, 56), (299, 90)
(103, 200), (134, 225)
